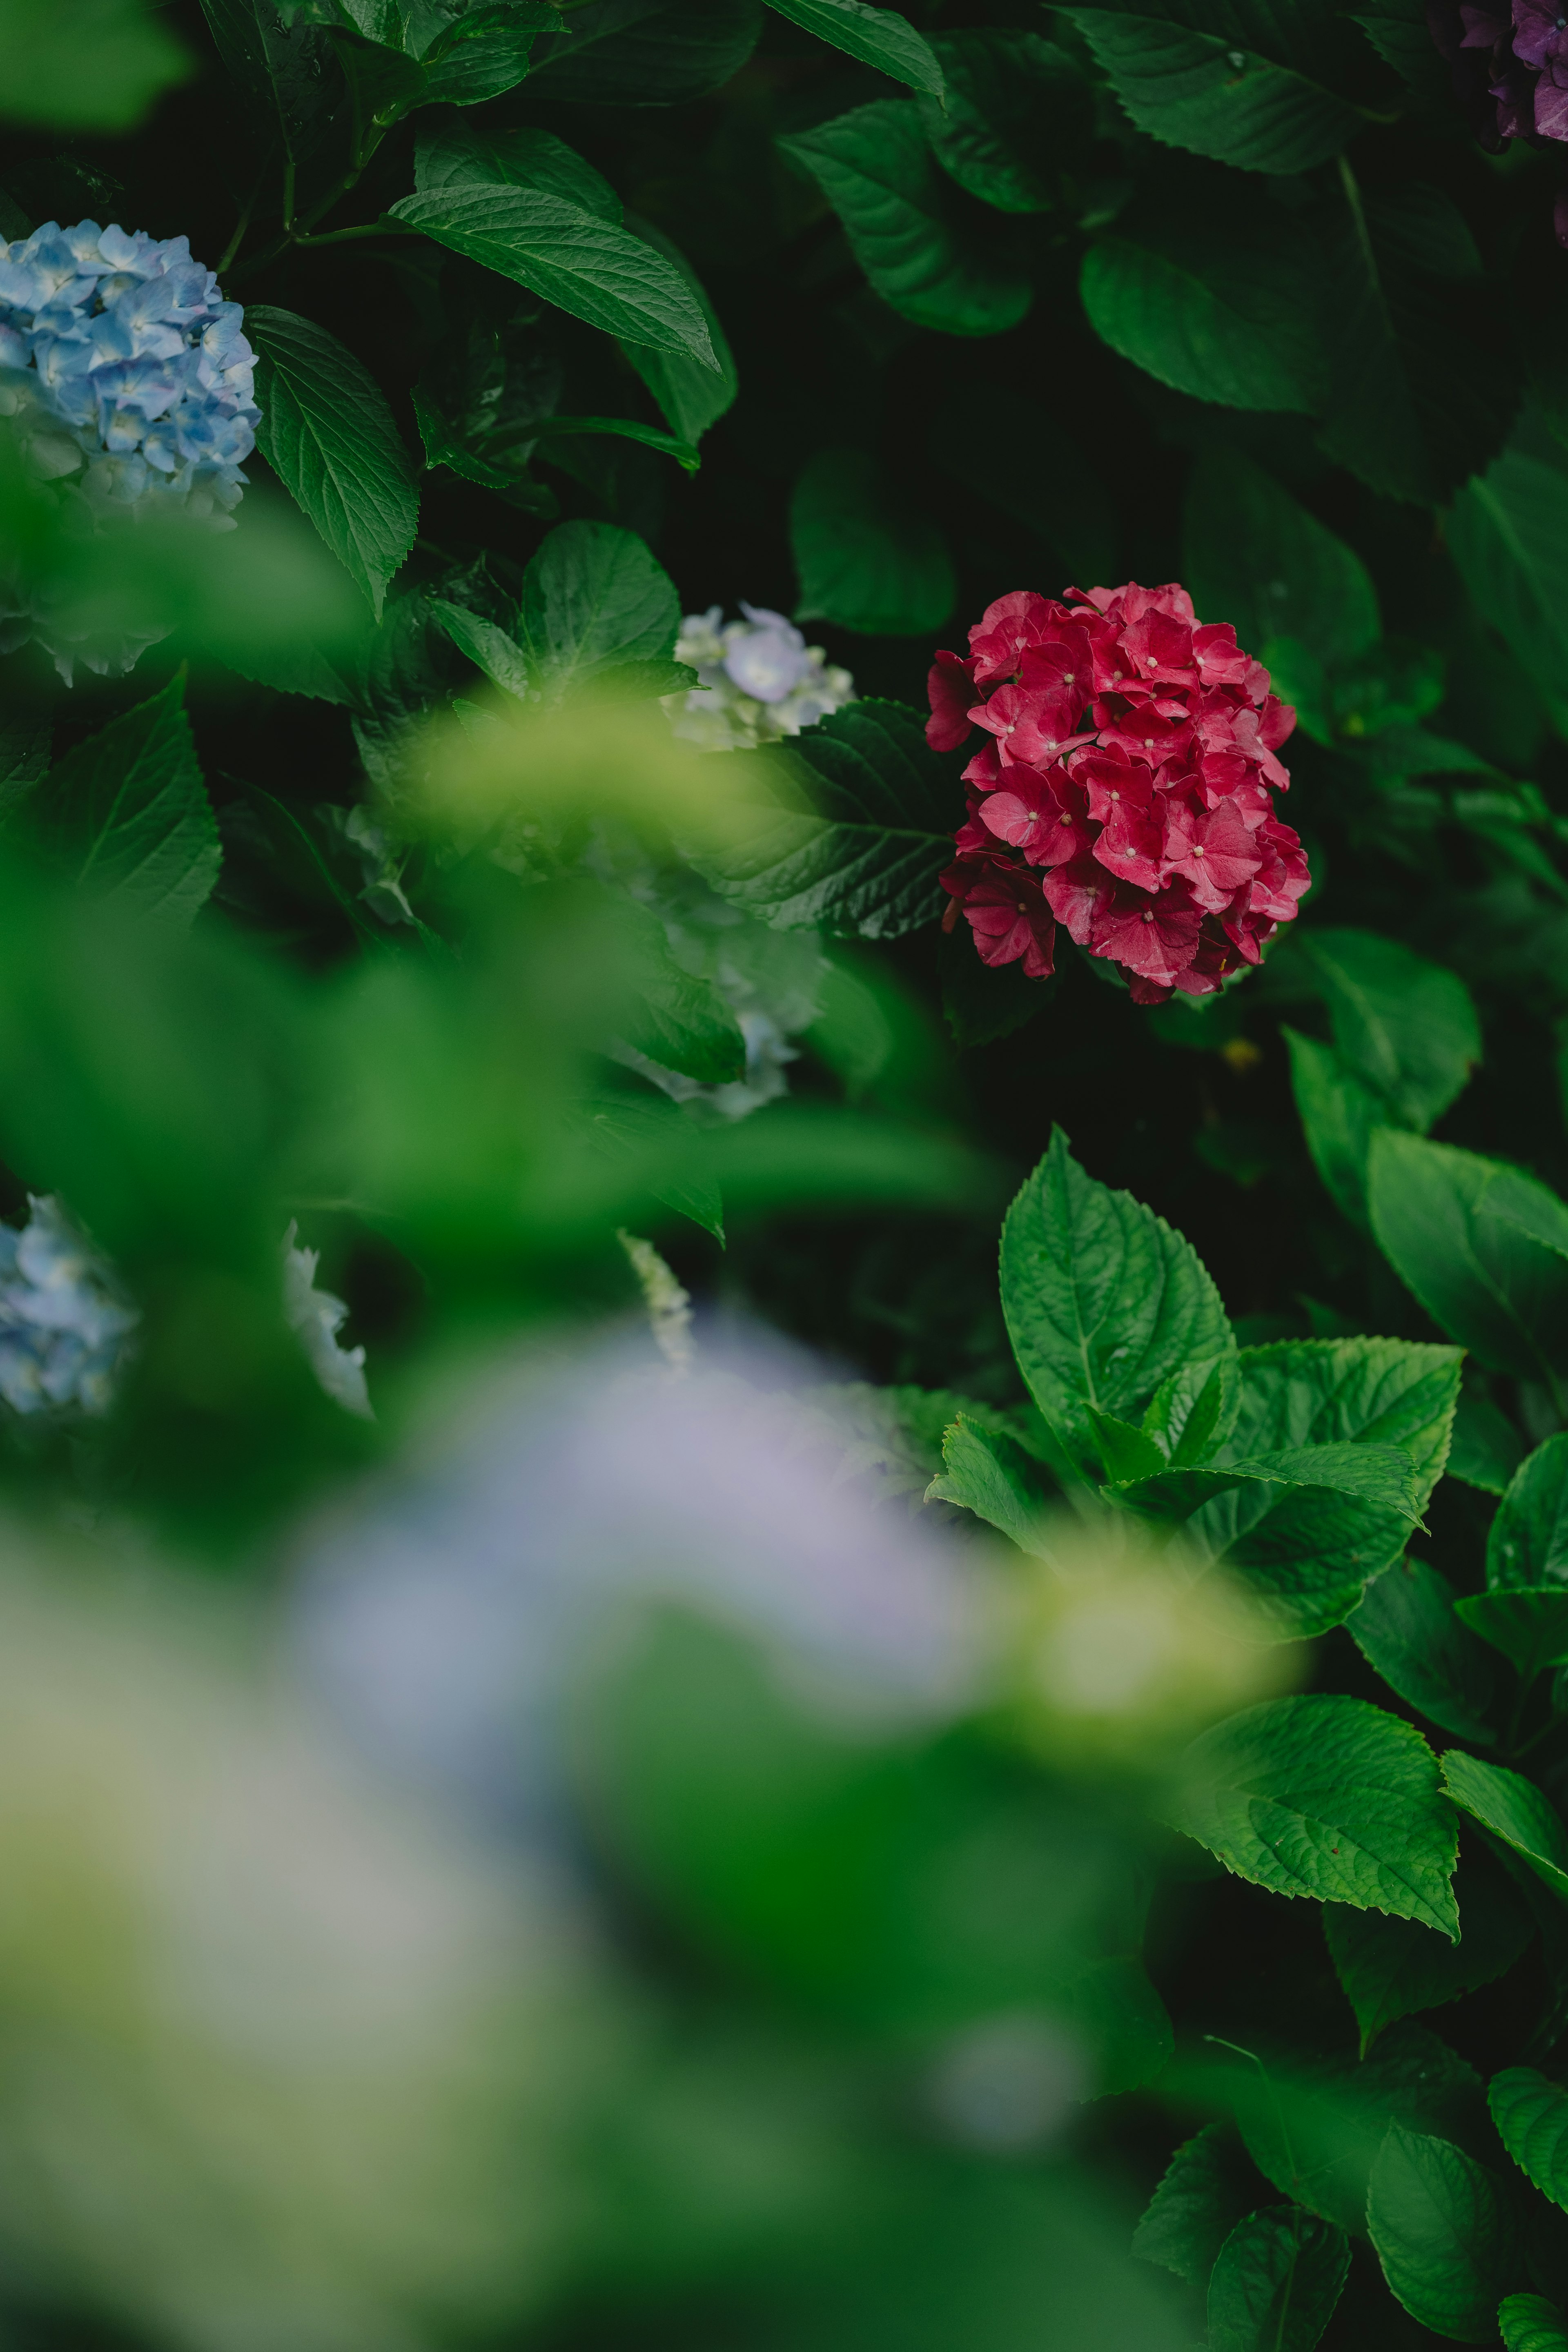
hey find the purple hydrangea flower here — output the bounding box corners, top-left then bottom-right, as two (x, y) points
(1432, 0), (1568, 220)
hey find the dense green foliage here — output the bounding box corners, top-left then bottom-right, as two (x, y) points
(12, 0), (1568, 2349)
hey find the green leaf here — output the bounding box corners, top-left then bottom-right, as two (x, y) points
(1490, 1438), (1568, 1591)
(1367, 2126), (1517, 2342)
(766, 0), (944, 97)
(918, 31), (1087, 213)
(1284, 1028), (1384, 1230)
(528, 414), (700, 472)
(623, 909), (747, 1085)
(924, 1415), (1055, 1555)
(1144, 1351), (1242, 1468)
(1183, 448), (1380, 671)
(1348, 1561), (1497, 1746)
(417, 3), (547, 104)
(1134, 2122), (1271, 2287)
(389, 184), (719, 368)
(791, 448), (954, 638)
(1491, 2069), (1568, 2219)
(1455, 1589), (1568, 1683)
(30, 675), (220, 927)
(517, 519), (680, 700)
(1207, 2205), (1351, 2352)
(690, 700), (955, 938)
(1116, 1441), (1426, 1532)
(1325, 1848), (1534, 2057)
(1187, 1337), (1463, 1638)
(1443, 1751), (1568, 1907)
(1, 0), (189, 126)
(1170, 1694), (1459, 1936)
(617, 218), (737, 448)
(1080, 194), (1328, 412)
(527, 0), (762, 104)
(1296, 930), (1481, 1133)
(1222, 2023), (1494, 2238)
(1062, 7), (1365, 172)
(248, 306), (419, 623)
(429, 598), (532, 700)
(1317, 169), (1521, 509)
(777, 100), (1031, 338)
(931, 381), (1117, 586)
(1448, 452), (1568, 719)
(576, 1092), (724, 1241)
(1449, 1390), (1526, 1499)
(1501, 2294), (1568, 2352)
(415, 119), (622, 216)
(1000, 1127), (1233, 1477)
(1368, 1131), (1568, 1386)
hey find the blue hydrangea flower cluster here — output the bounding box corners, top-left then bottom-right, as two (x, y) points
(0, 220), (258, 522)
(0, 1197), (139, 1417)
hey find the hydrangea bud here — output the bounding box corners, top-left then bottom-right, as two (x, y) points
(933, 581), (1309, 1004)
(664, 602), (854, 751)
(0, 1196), (139, 1416)
(0, 220), (259, 678)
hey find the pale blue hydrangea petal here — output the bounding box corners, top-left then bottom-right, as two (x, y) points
(666, 606), (855, 753)
(0, 1196), (138, 1417)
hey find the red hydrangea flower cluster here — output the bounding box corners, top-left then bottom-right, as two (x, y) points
(931, 581), (1309, 1005)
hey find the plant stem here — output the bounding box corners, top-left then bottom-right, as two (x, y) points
(215, 167), (267, 275)
(292, 220), (417, 248)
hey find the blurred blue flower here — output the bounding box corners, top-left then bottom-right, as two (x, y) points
(0, 220), (258, 524)
(0, 1196), (139, 1417)
(665, 604), (854, 751)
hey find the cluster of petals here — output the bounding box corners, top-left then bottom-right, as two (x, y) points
(1431, 0), (1568, 192)
(930, 582), (1308, 1004)
(0, 220), (258, 519)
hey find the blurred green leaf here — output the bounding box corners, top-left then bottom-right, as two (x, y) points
(1448, 452), (1568, 726)
(0, 0), (189, 126)
(1206, 2204), (1350, 2352)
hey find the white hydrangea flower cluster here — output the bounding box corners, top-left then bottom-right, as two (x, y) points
(282, 1223), (373, 1421)
(0, 1196), (139, 1416)
(663, 602), (854, 752)
(0, 219), (257, 522)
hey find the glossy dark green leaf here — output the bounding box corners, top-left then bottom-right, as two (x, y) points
(791, 449), (954, 638)
(617, 218), (737, 447)
(1325, 1848), (1533, 2056)
(1448, 1390), (1526, 1499)
(1000, 1127), (1232, 1476)
(249, 306), (420, 621)
(31, 674), (220, 928)
(1134, 2122), (1270, 2287)
(1207, 2205), (1350, 2352)
(1489, 1437), (1568, 1590)
(1224, 2023), (1494, 2238)
(1080, 198), (1327, 413)
(1347, 1561), (1497, 1745)
(527, 0), (762, 103)
(918, 31), (1087, 212)
(389, 180), (718, 366)
(1455, 1589), (1568, 1681)
(689, 700), (955, 938)
(925, 1415), (1055, 1554)
(1184, 449), (1380, 671)
(415, 119), (622, 216)
(1491, 2069), (1568, 2216)
(1368, 1131), (1568, 1385)
(1367, 2126), (1517, 2341)
(1443, 1752), (1568, 1906)
(517, 519), (680, 700)
(1448, 452), (1568, 719)
(1285, 1029), (1384, 1230)
(1317, 169), (1521, 508)
(1501, 2293), (1568, 2352)
(767, 0), (944, 97)
(1062, 4), (1365, 173)
(1296, 930), (1481, 1133)
(1170, 1694), (1459, 1935)
(778, 100), (1031, 338)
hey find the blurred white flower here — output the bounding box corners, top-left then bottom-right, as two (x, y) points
(281, 1225), (372, 1421)
(663, 604), (853, 753)
(0, 1546), (624, 2352)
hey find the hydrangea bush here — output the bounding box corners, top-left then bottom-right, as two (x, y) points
(4, 1), (1568, 2351)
